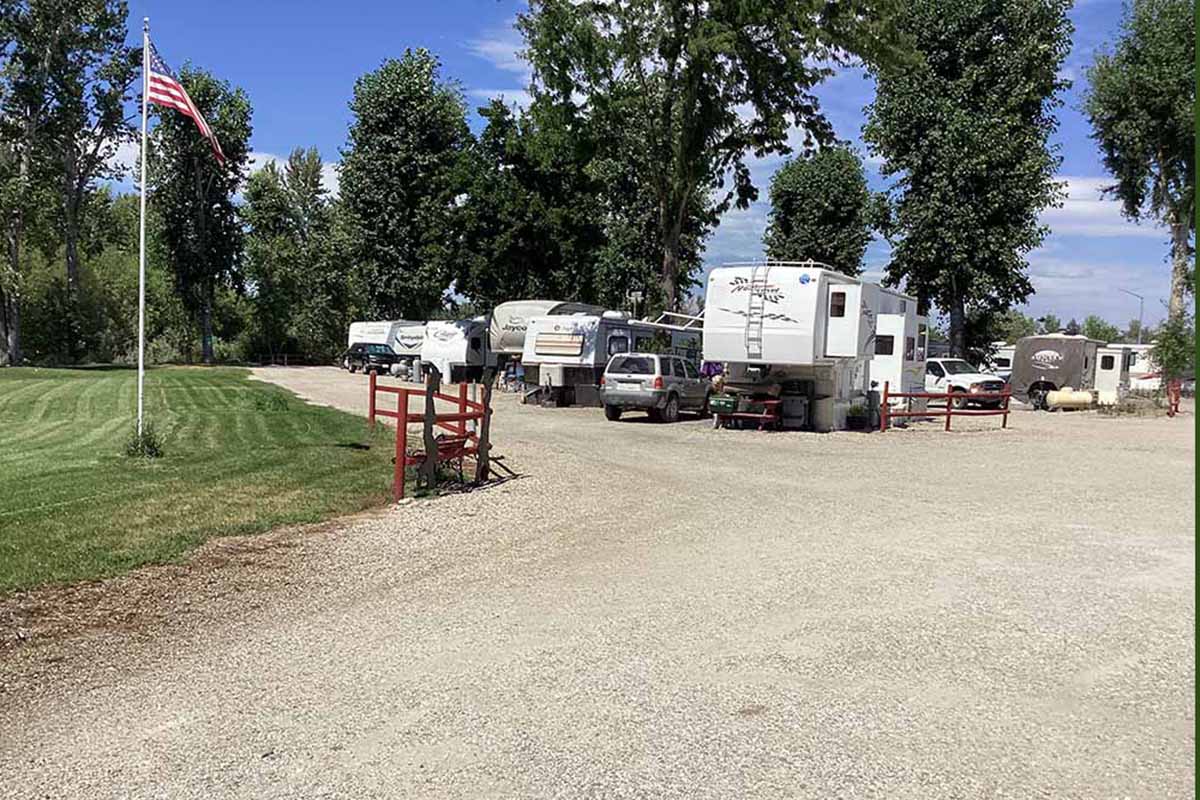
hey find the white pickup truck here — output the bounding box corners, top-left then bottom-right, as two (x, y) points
(924, 358), (1008, 408)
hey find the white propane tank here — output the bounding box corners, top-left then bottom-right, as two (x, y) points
(1046, 387), (1093, 410)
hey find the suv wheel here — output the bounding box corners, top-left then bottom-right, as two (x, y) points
(662, 393), (680, 423)
(603, 404), (622, 422)
(348, 362), (359, 373)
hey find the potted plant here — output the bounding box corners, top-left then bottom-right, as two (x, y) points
(845, 403), (869, 431)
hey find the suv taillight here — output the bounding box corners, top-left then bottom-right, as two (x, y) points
(599, 375), (606, 386)
(652, 376), (664, 389)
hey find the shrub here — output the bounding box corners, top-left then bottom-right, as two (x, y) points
(124, 421), (164, 459)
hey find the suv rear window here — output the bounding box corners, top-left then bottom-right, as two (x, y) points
(607, 355), (656, 375)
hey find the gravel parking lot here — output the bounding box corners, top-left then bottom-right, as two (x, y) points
(2, 366), (1194, 799)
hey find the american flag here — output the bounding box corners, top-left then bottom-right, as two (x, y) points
(147, 42), (225, 163)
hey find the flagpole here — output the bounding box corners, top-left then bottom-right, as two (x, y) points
(136, 18), (149, 436)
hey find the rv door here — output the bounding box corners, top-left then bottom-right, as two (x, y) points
(824, 283), (863, 357)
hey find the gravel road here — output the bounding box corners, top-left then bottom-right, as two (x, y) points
(2, 366), (1194, 798)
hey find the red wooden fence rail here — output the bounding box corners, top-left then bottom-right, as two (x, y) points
(368, 371), (488, 500)
(880, 381), (1012, 432)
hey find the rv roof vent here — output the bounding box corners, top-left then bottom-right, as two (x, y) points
(601, 310), (629, 320)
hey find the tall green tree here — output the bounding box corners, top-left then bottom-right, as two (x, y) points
(996, 309), (1038, 342)
(340, 49), (470, 319)
(0, 0), (60, 365)
(864, 0), (1071, 357)
(519, 0), (906, 310)
(763, 146), (876, 275)
(150, 65), (251, 363)
(43, 0), (136, 309)
(243, 147), (355, 361)
(1081, 314), (1120, 342)
(1084, 0), (1195, 321)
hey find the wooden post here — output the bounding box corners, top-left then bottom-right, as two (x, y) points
(419, 368), (441, 492)
(944, 391), (953, 432)
(881, 381), (889, 432)
(368, 369), (376, 430)
(458, 381), (468, 435)
(395, 388), (408, 500)
(475, 367), (496, 484)
(1002, 385), (1010, 429)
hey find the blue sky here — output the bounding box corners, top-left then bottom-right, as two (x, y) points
(123, 0), (1174, 328)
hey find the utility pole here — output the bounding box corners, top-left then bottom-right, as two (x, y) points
(1118, 288), (1144, 344)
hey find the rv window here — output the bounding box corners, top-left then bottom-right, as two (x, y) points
(607, 335), (629, 356)
(1128, 352), (1138, 367)
(830, 291), (846, 317)
(607, 355), (655, 375)
(994, 357), (1011, 368)
(634, 336), (653, 351)
(1101, 354), (1114, 370)
(469, 337), (481, 351)
(874, 335), (895, 356)
(905, 337), (916, 360)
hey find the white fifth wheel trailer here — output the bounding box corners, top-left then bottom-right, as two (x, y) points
(703, 260), (920, 431)
(420, 318), (488, 383)
(521, 311), (699, 407)
(487, 300), (605, 363)
(1124, 343), (1162, 391)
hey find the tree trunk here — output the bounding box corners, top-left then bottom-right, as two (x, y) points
(201, 282), (214, 364)
(948, 291), (967, 358)
(2, 288), (19, 366)
(660, 203), (685, 311)
(1168, 220), (1191, 321)
(63, 195), (80, 301)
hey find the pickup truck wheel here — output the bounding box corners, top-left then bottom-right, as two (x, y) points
(950, 388), (969, 409)
(662, 394), (680, 423)
(603, 404), (622, 422)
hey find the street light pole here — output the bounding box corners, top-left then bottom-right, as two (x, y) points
(1118, 289), (1145, 344)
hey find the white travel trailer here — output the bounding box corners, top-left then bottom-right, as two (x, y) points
(1094, 344), (1131, 404)
(985, 341), (1016, 382)
(521, 311), (698, 406)
(703, 261), (921, 431)
(421, 318), (488, 383)
(487, 300), (605, 363)
(347, 320), (425, 375)
(1124, 343), (1161, 391)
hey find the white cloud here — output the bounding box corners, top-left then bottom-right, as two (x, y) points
(467, 28), (529, 79)
(1022, 252), (1173, 325)
(1040, 175), (1164, 238)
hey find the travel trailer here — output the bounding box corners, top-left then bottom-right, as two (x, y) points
(1094, 344), (1132, 405)
(702, 260), (921, 431)
(346, 320), (424, 375)
(487, 300), (605, 364)
(521, 311), (698, 407)
(985, 341), (1015, 382)
(1124, 343), (1162, 391)
(420, 318), (488, 383)
(1009, 333), (1104, 409)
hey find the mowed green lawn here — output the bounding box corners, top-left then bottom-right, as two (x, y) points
(0, 366), (396, 593)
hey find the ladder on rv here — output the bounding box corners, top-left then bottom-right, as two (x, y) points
(744, 263), (769, 360)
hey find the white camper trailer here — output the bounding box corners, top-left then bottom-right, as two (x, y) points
(347, 320), (425, 375)
(487, 300), (606, 363)
(421, 318), (487, 383)
(703, 261), (920, 431)
(1094, 344), (1131, 405)
(521, 311), (699, 406)
(1124, 343), (1161, 391)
